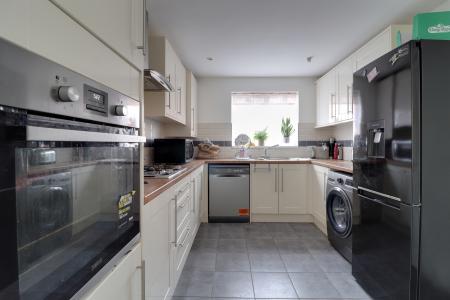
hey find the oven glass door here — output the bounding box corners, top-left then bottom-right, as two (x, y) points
(14, 142), (139, 300)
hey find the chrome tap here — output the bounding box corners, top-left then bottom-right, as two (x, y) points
(264, 144), (279, 159)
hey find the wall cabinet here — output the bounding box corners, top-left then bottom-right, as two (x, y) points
(83, 243), (142, 300)
(315, 24), (411, 128)
(144, 37), (187, 124)
(51, 0), (147, 70)
(0, 0), (142, 100)
(164, 71), (198, 137)
(308, 165), (328, 234)
(251, 164), (308, 215)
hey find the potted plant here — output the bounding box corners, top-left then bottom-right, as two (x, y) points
(281, 117), (295, 143)
(254, 128), (268, 146)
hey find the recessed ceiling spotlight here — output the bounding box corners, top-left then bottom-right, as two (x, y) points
(206, 57), (214, 61)
(307, 56), (313, 63)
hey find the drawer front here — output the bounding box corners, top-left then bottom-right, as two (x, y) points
(176, 183), (192, 233)
(173, 225), (192, 282)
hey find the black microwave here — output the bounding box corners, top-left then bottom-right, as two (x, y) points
(154, 138), (195, 164)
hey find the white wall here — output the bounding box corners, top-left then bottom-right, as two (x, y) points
(434, 0), (450, 11)
(197, 77), (316, 124)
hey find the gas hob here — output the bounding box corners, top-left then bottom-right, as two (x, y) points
(144, 164), (187, 179)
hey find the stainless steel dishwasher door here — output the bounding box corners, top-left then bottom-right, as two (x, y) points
(208, 164), (250, 223)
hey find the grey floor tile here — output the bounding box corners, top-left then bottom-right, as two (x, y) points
(184, 252), (216, 272)
(305, 239), (337, 255)
(247, 239), (279, 253)
(275, 239), (309, 255)
(219, 224), (246, 239)
(212, 271), (254, 298)
(252, 272), (298, 298)
(266, 222), (296, 233)
(326, 272), (371, 299)
(245, 227), (274, 239)
(215, 253), (251, 271)
(249, 253), (286, 272)
(289, 272), (341, 299)
(280, 253), (323, 273)
(217, 238), (247, 253)
(173, 271), (214, 297)
(313, 253), (352, 273)
(190, 239), (218, 253)
(196, 224), (220, 239)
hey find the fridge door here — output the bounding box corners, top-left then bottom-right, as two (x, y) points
(352, 191), (418, 300)
(353, 42), (415, 205)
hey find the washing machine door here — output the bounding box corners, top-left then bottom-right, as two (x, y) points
(327, 187), (352, 238)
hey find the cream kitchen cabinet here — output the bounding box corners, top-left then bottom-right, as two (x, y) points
(51, 0), (147, 70)
(145, 37), (187, 125)
(191, 166), (203, 234)
(142, 190), (173, 300)
(0, 0), (141, 100)
(83, 243), (142, 300)
(309, 165), (328, 234)
(164, 71), (198, 137)
(316, 24), (411, 128)
(355, 25), (411, 71)
(251, 164), (308, 216)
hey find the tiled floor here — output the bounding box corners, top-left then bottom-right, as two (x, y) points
(172, 222), (371, 300)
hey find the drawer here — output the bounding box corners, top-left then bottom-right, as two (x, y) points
(173, 224), (192, 283)
(176, 183), (192, 234)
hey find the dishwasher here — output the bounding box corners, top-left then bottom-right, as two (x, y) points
(208, 164), (250, 223)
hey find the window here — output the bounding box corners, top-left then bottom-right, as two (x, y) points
(231, 92), (299, 146)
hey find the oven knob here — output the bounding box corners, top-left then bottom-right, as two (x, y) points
(58, 86), (80, 102)
(115, 105), (128, 116)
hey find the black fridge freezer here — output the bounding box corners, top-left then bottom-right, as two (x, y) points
(352, 40), (450, 300)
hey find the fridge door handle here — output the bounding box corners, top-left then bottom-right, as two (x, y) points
(357, 186), (401, 202)
(357, 192), (401, 211)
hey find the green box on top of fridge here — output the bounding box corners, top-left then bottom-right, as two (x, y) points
(413, 11), (450, 40)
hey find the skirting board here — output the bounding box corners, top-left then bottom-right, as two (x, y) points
(250, 214), (314, 223)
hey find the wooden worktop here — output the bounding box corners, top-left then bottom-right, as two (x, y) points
(143, 158), (352, 204)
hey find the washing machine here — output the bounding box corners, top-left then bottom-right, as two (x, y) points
(326, 170), (354, 262)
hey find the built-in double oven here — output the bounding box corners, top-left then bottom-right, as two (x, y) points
(0, 38), (144, 299)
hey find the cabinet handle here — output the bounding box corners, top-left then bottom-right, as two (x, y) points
(191, 107), (195, 132)
(330, 93), (336, 118)
(172, 195), (178, 245)
(166, 75), (172, 108)
(137, 259), (146, 300)
(178, 227), (191, 248)
(347, 84), (353, 114)
(137, 1), (148, 58)
(275, 168), (278, 192)
(281, 168), (284, 192)
(178, 88), (182, 114)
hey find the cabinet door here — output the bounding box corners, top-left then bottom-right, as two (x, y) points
(142, 192), (172, 300)
(188, 72), (198, 137)
(310, 165), (328, 224)
(192, 169), (203, 232)
(337, 54), (356, 121)
(251, 164), (279, 214)
(175, 58), (186, 124)
(83, 243), (142, 300)
(355, 28), (391, 71)
(0, 0), (30, 49)
(279, 164), (308, 214)
(316, 79), (328, 126)
(325, 71), (338, 124)
(165, 40), (177, 117)
(51, 0), (146, 70)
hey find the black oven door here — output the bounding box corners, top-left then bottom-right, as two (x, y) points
(0, 109), (142, 300)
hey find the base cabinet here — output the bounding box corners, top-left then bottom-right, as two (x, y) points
(83, 243), (142, 300)
(251, 163), (308, 216)
(141, 166), (203, 300)
(309, 165), (328, 234)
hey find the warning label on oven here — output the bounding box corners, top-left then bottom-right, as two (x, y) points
(118, 190), (136, 229)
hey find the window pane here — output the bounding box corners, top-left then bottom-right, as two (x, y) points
(231, 92), (299, 146)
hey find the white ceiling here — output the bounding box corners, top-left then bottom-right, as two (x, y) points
(147, 0), (444, 77)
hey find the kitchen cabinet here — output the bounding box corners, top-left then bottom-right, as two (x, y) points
(251, 164), (279, 214)
(145, 37), (187, 124)
(309, 165), (328, 234)
(191, 167), (203, 233)
(51, 0), (147, 70)
(83, 243), (142, 300)
(251, 164), (308, 215)
(0, 0), (141, 100)
(142, 190), (173, 300)
(164, 71), (198, 137)
(315, 24), (411, 128)
(279, 164), (308, 214)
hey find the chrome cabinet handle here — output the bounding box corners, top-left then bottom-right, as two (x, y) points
(178, 88), (182, 114)
(330, 93), (336, 118)
(281, 168), (284, 192)
(137, 0), (148, 58)
(347, 85), (353, 114)
(172, 195), (178, 245)
(275, 168), (278, 192)
(178, 227), (191, 248)
(137, 260), (146, 300)
(191, 107), (195, 131)
(166, 75), (172, 108)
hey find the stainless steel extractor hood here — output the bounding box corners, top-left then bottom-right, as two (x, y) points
(144, 69), (175, 92)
